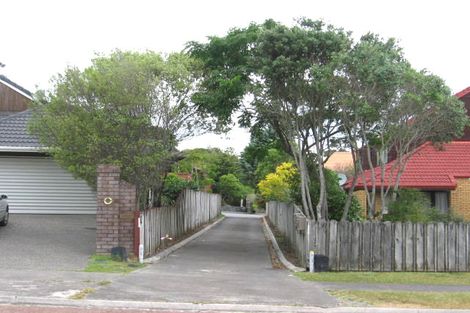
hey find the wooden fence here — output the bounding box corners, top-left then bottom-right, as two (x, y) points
(141, 189), (222, 257)
(267, 201), (470, 272)
(266, 201), (308, 266)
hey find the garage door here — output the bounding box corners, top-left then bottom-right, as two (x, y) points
(0, 156), (96, 214)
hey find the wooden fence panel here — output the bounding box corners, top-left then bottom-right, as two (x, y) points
(350, 221), (361, 271)
(426, 224), (435, 271)
(416, 223), (424, 271)
(458, 223), (467, 271)
(382, 222), (392, 271)
(267, 201), (470, 272)
(437, 223), (446, 271)
(141, 189), (222, 257)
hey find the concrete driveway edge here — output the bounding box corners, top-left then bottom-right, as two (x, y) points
(262, 216), (305, 272)
(144, 215), (224, 264)
(2, 296), (470, 313)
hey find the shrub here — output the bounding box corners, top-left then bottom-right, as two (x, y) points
(384, 189), (462, 223)
(309, 169), (363, 221)
(161, 173), (194, 206)
(215, 174), (250, 205)
(258, 162), (298, 202)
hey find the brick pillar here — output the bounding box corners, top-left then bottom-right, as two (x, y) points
(96, 165), (138, 256)
(96, 165), (121, 254)
(118, 180), (137, 254)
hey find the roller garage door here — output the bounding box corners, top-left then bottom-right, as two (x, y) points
(0, 156), (96, 214)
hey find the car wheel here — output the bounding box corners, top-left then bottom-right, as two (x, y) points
(0, 207), (8, 226)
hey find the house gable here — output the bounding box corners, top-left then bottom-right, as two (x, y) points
(0, 75), (31, 113)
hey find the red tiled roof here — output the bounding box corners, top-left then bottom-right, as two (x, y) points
(348, 141), (470, 191)
(455, 86), (470, 99)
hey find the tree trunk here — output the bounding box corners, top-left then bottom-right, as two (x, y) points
(292, 147), (313, 219)
(317, 163), (328, 220)
(342, 174), (358, 221)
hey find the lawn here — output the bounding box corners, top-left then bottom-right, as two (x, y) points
(295, 271), (470, 285)
(84, 255), (145, 273)
(331, 290), (470, 309)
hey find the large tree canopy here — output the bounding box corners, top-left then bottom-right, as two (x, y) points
(30, 51), (204, 206)
(189, 19), (468, 220)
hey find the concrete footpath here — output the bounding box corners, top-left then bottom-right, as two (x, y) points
(89, 214), (337, 307)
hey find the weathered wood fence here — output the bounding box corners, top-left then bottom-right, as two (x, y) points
(267, 201), (470, 272)
(141, 189), (222, 257)
(266, 201), (308, 266)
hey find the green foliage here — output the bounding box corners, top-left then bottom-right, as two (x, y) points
(190, 19), (468, 220)
(258, 162), (361, 221)
(384, 189), (463, 223)
(254, 148), (291, 184)
(308, 169), (362, 221)
(173, 148), (241, 190)
(216, 174), (250, 205)
(30, 51), (203, 203)
(240, 126), (288, 187)
(161, 173), (195, 206)
(84, 255), (145, 273)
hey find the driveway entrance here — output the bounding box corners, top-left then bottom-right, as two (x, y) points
(90, 214), (337, 307)
(0, 214), (95, 271)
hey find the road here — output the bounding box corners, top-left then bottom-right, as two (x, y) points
(89, 214), (337, 307)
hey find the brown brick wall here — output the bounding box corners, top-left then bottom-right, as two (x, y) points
(451, 179), (470, 220)
(355, 182), (470, 221)
(354, 190), (382, 217)
(96, 165), (137, 255)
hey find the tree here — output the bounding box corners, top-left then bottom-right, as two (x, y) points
(216, 174), (250, 205)
(337, 35), (468, 219)
(190, 19), (351, 220)
(173, 148), (242, 188)
(30, 51), (204, 208)
(190, 19), (467, 220)
(239, 125), (285, 187)
(258, 162), (298, 202)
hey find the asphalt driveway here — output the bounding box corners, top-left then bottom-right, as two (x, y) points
(90, 214), (337, 307)
(0, 214), (96, 271)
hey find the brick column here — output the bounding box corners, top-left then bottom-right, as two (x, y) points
(119, 180), (137, 254)
(96, 165), (121, 254)
(96, 165), (138, 256)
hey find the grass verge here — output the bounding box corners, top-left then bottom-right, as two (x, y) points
(84, 255), (145, 273)
(295, 271), (470, 285)
(331, 290), (470, 309)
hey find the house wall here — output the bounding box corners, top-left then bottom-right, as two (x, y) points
(0, 82), (29, 112)
(354, 190), (382, 217)
(355, 181), (470, 221)
(451, 178), (470, 220)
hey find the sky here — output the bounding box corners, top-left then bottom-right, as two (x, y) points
(1, 0), (468, 154)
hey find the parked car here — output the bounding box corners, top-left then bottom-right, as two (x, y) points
(0, 194), (8, 226)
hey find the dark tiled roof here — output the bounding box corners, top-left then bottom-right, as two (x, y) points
(0, 75), (33, 98)
(0, 110), (43, 149)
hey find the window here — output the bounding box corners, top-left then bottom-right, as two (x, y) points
(423, 190), (449, 213)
